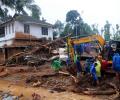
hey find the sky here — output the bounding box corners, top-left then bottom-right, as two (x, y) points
(35, 0), (120, 28)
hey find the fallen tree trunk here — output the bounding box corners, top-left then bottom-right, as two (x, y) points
(58, 71), (78, 83)
(82, 90), (116, 95)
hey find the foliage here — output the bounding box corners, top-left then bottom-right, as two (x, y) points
(0, 0), (41, 20)
(104, 21), (111, 41)
(28, 4), (41, 20)
(0, 8), (12, 21)
(53, 20), (64, 38)
(64, 10), (93, 37)
(1, 0), (15, 8)
(113, 24), (120, 40)
(91, 24), (99, 34)
(63, 23), (73, 34)
(66, 10), (82, 25)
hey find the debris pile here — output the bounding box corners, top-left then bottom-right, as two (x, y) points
(4, 38), (65, 67)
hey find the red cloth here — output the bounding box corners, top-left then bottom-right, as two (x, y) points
(101, 60), (109, 70)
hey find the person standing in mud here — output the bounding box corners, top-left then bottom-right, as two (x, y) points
(75, 56), (82, 78)
(90, 62), (99, 86)
(94, 56), (101, 81)
(113, 53), (120, 81)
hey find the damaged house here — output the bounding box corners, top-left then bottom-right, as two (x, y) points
(0, 14), (53, 63)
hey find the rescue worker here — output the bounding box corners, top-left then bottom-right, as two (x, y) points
(95, 56), (101, 81)
(90, 62), (99, 86)
(76, 56), (82, 78)
(98, 56), (109, 78)
(108, 43), (118, 60)
(113, 53), (120, 82)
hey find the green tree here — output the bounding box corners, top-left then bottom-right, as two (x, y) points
(63, 23), (73, 34)
(14, 0), (34, 14)
(66, 10), (82, 25)
(53, 20), (64, 38)
(0, 0), (14, 8)
(114, 24), (120, 40)
(66, 10), (83, 36)
(0, 0), (41, 20)
(91, 24), (99, 34)
(63, 10), (94, 37)
(104, 21), (111, 41)
(0, 0), (14, 19)
(28, 4), (41, 20)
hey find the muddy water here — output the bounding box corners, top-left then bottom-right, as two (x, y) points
(0, 79), (107, 100)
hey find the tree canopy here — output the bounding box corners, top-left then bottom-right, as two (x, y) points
(53, 20), (64, 38)
(66, 10), (82, 25)
(104, 21), (111, 41)
(28, 4), (41, 20)
(63, 10), (93, 37)
(0, 0), (41, 20)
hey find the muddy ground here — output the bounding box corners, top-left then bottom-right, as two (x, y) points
(0, 63), (119, 100)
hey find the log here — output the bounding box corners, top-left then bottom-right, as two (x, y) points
(107, 82), (119, 95)
(5, 64), (18, 67)
(58, 71), (78, 83)
(82, 90), (116, 95)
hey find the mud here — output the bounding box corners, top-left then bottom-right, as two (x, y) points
(0, 63), (119, 100)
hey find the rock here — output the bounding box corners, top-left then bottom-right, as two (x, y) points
(32, 81), (41, 87)
(48, 89), (54, 93)
(12, 96), (19, 100)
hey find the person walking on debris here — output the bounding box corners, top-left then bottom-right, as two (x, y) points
(90, 62), (99, 86)
(94, 56), (101, 81)
(76, 56), (82, 78)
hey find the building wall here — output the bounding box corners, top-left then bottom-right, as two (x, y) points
(0, 22), (15, 42)
(0, 21), (53, 47)
(15, 21), (53, 40)
(0, 40), (13, 47)
(30, 24), (42, 38)
(15, 21), (24, 33)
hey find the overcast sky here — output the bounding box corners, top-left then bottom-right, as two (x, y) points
(35, 0), (120, 28)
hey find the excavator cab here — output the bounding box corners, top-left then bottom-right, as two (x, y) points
(67, 34), (105, 61)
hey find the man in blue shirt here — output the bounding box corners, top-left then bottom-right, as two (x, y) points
(113, 53), (120, 83)
(90, 63), (99, 86)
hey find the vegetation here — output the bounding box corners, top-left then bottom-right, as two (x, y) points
(53, 20), (64, 38)
(0, 0), (41, 20)
(28, 4), (41, 20)
(61, 10), (95, 37)
(112, 24), (120, 40)
(103, 21), (111, 41)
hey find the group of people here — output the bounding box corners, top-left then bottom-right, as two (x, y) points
(70, 52), (120, 86)
(69, 42), (120, 86)
(85, 56), (104, 85)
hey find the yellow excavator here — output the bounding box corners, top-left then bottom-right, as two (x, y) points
(66, 34), (120, 75)
(66, 34), (120, 63)
(66, 34), (105, 60)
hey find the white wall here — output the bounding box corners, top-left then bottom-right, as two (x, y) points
(0, 40), (13, 47)
(14, 21), (53, 40)
(0, 21), (53, 47)
(30, 24), (53, 40)
(15, 21), (24, 33)
(30, 24), (42, 38)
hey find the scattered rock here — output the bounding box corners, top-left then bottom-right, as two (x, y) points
(48, 89), (54, 93)
(32, 81), (42, 87)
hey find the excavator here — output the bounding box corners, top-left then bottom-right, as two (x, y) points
(66, 34), (106, 60)
(66, 34), (120, 74)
